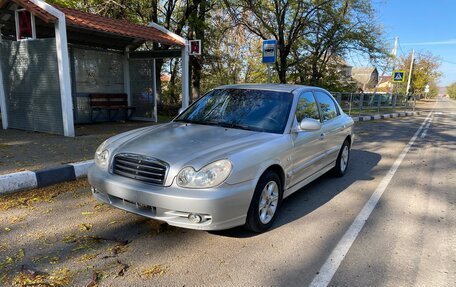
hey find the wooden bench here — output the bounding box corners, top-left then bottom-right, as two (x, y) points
(89, 93), (135, 122)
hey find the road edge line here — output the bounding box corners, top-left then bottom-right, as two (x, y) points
(309, 111), (434, 287)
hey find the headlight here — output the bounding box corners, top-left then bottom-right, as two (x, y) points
(177, 159), (232, 189)
(95, 141), (109, 168)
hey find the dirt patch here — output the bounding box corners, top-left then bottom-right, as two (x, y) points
(0, 180), (90, 211)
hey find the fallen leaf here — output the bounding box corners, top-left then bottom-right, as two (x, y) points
(16, 249), (25, 261)
(86, 270), (98, 287)
(80, 223), (93, 231)
(115, 260), (129, 277)
(141, 264), (168, 278)
(49, 256), (59, 264)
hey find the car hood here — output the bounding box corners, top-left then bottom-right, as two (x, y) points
(107, 122), (280, 185)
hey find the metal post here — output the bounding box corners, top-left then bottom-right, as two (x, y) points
(152, 59), (158, 122)
(0, 48), (7, 129)
(405, 49), (414, 95)
(55, 16), (75, 137)
(392, 94), (396, 112)
(377, 92), (381, 114)
(123, 47), (131, 106)
(181, 41), (190, 109)
(359, 93), (364, 116)
(267, 65), (271, 83)
(348, 93), (353, 116)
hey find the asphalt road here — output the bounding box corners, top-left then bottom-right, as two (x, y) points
(0, 97), (454, 286)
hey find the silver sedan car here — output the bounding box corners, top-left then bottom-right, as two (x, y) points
(88, 84), (354, 232)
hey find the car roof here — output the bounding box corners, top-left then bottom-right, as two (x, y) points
(215, 84), (322, 93)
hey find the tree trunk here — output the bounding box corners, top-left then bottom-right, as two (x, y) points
(277, 53), (288, 83)
(154, 58), (164, 104)
(189, 0), (206, 101)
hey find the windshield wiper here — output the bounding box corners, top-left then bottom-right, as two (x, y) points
(215, 122), (258, 131)
(175, 119), (262, 132)
(174, 119), (218, 126)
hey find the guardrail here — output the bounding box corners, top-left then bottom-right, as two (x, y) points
(331, 93), (416, 116)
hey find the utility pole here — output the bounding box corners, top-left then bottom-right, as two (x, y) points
(406, 49), (415, 95)
(392, 36), (398, 68)
(389, 36), (399, 95)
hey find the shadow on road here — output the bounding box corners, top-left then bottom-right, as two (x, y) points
(211, 149), (381, 238)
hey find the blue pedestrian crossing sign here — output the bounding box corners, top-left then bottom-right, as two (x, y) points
(392, 70), (406, 83)
(262, 39), (277, 64)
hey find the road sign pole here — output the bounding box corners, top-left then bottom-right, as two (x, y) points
(262, 39), (277, 83)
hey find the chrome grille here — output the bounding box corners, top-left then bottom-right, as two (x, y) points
(112, 153), (168, 185)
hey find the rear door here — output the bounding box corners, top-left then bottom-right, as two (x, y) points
(289, 91), (326, 187)
(314, 91), (346, 167)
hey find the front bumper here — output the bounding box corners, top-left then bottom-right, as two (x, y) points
(88, 165), (256, 230)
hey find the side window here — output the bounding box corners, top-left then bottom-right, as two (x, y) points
(315, 91), (339, 121)
(295, 92), (320, 122)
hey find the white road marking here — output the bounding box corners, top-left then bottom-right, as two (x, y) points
(309, 111), (434, 287)
(420, 116), (433, 138)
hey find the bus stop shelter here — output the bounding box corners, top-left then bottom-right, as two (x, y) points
(0, 0), (190, 137)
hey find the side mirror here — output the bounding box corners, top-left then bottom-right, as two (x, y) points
(298, 118), (321, 131)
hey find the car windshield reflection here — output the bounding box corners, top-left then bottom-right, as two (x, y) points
(175, 89), (293, 134)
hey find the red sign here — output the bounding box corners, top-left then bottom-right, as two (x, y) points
(17, 10), (33, 39)
(189, 40), (201, 56)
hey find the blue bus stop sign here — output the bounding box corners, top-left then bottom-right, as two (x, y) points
(262, 39), (277, 64)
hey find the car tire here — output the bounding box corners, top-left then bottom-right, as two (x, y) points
(245, 171), (282, 233)
(333, 139), (350, 177)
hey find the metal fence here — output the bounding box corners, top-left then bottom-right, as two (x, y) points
(331, 93), (417, 116)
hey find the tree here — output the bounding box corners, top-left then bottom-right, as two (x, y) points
(224, 0), (327, 83)
(397, 51), (441, 97)
(293, 0), (386, 87)
(447, 82), (456, 99)
(200, 10), (269, 91)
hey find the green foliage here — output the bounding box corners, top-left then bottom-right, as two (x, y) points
(447, 82), (456, 99)
(224, 0), (388, 85)
(397, 51), (441, 97)
(46, 0), (388, 99)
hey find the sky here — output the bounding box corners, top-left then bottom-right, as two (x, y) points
(373, 0), (456, 86)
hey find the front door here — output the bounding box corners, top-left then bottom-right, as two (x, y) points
(289, 91), (326, 188)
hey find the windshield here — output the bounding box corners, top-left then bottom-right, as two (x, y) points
(175, 89), (293, 134)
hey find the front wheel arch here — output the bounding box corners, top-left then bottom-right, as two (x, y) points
(245, 170), (283, 233)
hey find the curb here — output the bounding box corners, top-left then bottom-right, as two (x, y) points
(351, 111), (420, 122)
(0, 160), (94, 195)
(0, 111), (422, 195)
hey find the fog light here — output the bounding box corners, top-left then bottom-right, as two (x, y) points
(188, 213), (202, 223)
